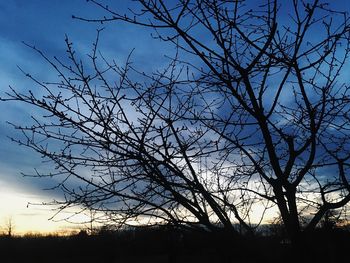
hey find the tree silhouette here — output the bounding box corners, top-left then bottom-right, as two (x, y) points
(2, 0), (350, 247)
(3, 216), (15, 237)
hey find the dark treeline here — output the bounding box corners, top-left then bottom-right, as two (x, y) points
(0, 224), (349, 263)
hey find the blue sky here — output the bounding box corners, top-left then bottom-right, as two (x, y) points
(1, 0), (350, 234)
(0, 0), (174, 233)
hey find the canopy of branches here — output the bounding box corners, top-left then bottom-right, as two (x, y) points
(3, 0), (350, 242)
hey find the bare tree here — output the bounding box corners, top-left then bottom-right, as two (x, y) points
(3, 216), (15, 237)
(2, 0), (350, 247)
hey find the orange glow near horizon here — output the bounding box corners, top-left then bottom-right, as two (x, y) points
(0, 181), (81, 235)
(0, 179), (282, 235)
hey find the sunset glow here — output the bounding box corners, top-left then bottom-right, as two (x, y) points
(1, 0), (350, 237)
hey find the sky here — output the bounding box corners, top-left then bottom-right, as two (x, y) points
(1, 0), (350, 235)
(0, 0), (172, 234)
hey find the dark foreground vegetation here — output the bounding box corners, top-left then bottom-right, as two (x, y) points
(0, 225), (349, 263)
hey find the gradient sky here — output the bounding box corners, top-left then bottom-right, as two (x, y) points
(1, 0), (350, 234)
(0, 0), (173, 234)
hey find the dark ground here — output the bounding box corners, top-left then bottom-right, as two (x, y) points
(0, 226), (349, 263)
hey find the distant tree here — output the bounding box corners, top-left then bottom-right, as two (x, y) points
(3, 216), (15, 237)
(268, 214), (287, 239)
(320, 208), (344, 230)
(2, 0), (350, 250)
